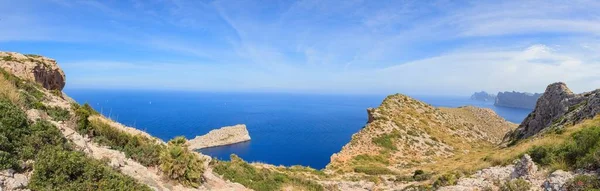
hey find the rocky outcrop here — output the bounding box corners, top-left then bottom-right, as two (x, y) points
(439, 154), (545, 191)
(327, 94), (516, 174)
(0, 169), (30, 191)
(495, 91), (542, 109)
(471, 91), (496, 102)
(188, 124), (251, 150)
(0, 52), (66, 90)
(510, 82), (600, 140)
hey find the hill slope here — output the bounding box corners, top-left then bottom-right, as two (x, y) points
(327, 94), (516, 176)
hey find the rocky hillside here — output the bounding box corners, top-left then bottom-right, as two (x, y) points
(510, 82), (600, 141)
(495, 91), (542, 109)
(327, 94), (516, 175)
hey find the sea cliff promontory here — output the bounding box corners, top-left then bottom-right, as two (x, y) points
(188, 124), (251, 150)
(494, 91), (542, 109)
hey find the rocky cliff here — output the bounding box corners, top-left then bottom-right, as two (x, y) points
(494, 91), (542, 109)
(470, 91), (496, 102)
(188, 124), (251, 150)
(509, 82), (600, 140)
(327, 94), (516, 175)
(0, 52), (66, 90)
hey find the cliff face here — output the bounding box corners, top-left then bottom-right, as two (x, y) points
(0, 52), (66, 90)
(327, 94), (516, 174)
(471, 91), (496, 102)
(510, 82), (600, 140)
(494, 91), (542, 109)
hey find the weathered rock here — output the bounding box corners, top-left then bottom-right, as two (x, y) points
(542, 170), (573, 191)
(510, 82), (600, 140)
(3, 173), (28, 190)
(511, 154), (538, 179)
(0, 52), (66, 90)
(188, 124), (251, 150)
(495, 91), (542, 109)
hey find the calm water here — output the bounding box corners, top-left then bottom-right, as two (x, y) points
(65, 90), (531, 169)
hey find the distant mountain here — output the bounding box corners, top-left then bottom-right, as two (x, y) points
(494, 91), (542, 109)
(470, 91), (496, 102)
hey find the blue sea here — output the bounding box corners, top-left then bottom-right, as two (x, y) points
(65, 90), (532, 169)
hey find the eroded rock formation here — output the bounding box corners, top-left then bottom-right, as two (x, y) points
(0, 52), (66, 91)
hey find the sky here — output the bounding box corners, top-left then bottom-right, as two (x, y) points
(1, 0), (600, 95)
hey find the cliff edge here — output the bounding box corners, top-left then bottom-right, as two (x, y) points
(188, 124), (251, 150)
(494, 91), (542, 109)
(0, 52), (66, 90)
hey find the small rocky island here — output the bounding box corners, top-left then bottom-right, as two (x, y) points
(494, 91), (542, 109)
(188, 124), (251, 150)
(470, 91), (496, 102)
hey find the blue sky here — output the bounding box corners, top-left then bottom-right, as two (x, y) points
(1, 0), (599, 95)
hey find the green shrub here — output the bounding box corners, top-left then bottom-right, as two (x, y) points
(44, 106), (71, 121)
(0, 98), (30, 170)
(160, 137), (204, 188)
(353, 165), (394, 175)
(213, 154), (323, 191)
(527, 125), (600, 170)
(85, 119), (162, 166)
(29, 147), (151, 191)
(564, 175), (600, 191)
(500, 179), (531, 191)
(412, 169), (432, 181)
(372, 130), (402, 150)
(433, 172), (460, 188)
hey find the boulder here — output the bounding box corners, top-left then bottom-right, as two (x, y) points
(542, 170), (573, 191)
(511, 154), (538, 179)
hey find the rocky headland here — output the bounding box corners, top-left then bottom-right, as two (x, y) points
(187, 124), (251, 150)
(495, 91), (542, 109)
(0, 52), (66, 91)
(470, 91), (496, 102)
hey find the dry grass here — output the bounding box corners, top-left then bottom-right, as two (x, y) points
(0, 75), (21, 104)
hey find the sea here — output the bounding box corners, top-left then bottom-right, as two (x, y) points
(65, 89), (532, 169)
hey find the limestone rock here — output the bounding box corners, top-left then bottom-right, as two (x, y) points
(511, 154), (538, 179)
(495, 91), (542, 109)
(542, 170), (573, 191)
(0, 52), (66, 90)
(510, 82), (600, 140)
(188, 124), (251, 150)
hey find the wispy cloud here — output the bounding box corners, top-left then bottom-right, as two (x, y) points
(1, 0), (600, 94)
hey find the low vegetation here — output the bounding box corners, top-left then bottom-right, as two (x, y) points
(30, 147), (152, 191)
(212, 154), (324, 191)
(0, 96), (151, 190)
(160, 136), (205, 188)
(73, 102), (206, 187)
(564, 174), (600, 190)
(527, 124), (600, 170)
(44, 106), (71, 121)
(500, 179), (531, 191)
